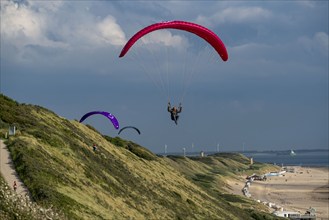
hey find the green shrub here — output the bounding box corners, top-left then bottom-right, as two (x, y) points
(0, 174), (66, 220)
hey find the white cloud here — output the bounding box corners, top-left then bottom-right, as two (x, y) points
(72, 15), (127, 48)
(140, 30), (189, 50)
(230, 42), (275, 61)
(28, 0), (64, 12)
(1, 1), (59, 48)
(194, 15), (212, 27)
(1, 0), (71, 54)
(0, 0), (126, 51)
(97, 16), (126, 46)
(313, 32), (329, 54)
(213, 6), (272, 24)
(298, 32), (329, 56)
(296, 1), (316, 8)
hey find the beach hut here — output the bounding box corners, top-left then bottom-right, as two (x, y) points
(272, 210), (301, 218)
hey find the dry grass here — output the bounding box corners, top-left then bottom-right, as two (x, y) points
(0, 94), (283, 220)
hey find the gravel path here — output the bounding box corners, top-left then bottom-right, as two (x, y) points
(0, 139), (31, 200)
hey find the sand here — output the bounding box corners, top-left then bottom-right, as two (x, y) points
(226, 166), (329, 220)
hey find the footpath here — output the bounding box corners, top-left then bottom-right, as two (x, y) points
(0, 139), (31, 199)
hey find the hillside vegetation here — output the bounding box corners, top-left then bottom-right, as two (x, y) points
(0, 94), (281, 220)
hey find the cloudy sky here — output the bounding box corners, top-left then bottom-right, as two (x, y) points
(1, 0), (328, 153)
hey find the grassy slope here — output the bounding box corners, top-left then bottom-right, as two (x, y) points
(0, 94), (282, 220)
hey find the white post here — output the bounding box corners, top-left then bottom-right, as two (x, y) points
(164, 144), (167, 155)
(183, 147), (186, 157)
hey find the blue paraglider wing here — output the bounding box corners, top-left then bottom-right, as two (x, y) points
(79, 111), (119, 130)
(118, 126), (141, 135)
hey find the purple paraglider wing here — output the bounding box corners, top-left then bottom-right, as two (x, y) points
(119, 20), (228, 61)
(79, 111), (119, 130)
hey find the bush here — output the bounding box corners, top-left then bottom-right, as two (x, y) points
(105, 136), (156, 161)
(0, 175), (66, 220)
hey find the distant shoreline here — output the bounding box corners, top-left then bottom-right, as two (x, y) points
(158, 149), (329, 155)
(157, 150), (329, 167)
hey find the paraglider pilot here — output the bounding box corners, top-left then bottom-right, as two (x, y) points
(167, 102), (182, 125)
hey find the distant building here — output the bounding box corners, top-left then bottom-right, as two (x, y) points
(273, 211), (302, 218)
(273, 207), (316, 220)
(200, 151), (205, 157)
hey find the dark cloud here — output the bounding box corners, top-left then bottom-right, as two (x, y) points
(1, 0), (328, 153)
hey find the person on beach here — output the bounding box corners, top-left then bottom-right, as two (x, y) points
(167, 102), (182, 125)
(13, 181), (17, 192)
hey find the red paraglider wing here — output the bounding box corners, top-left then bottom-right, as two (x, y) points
(119, 20), (228, 61)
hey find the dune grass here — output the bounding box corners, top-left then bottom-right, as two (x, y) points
(0, 94), (283, 220)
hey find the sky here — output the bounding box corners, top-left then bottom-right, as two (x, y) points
(1, 0), (328, 154)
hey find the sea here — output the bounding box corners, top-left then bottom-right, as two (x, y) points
(241, 150), (329, 167)
(163, 149), (329, 167)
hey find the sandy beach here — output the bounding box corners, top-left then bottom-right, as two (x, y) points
(226, 166), (329, 220)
